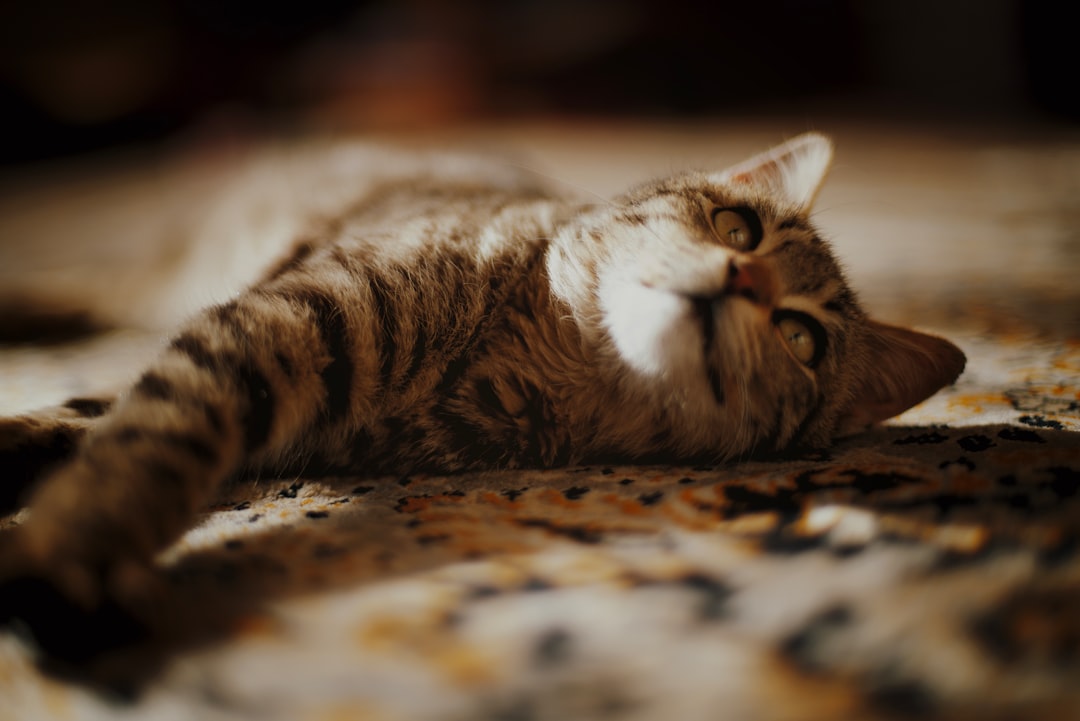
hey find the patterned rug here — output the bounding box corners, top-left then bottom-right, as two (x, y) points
(1, 124), (1079, 720)
(1, 329), (1078, 720)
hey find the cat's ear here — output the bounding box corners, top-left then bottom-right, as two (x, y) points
(836, 321), (966, 436)
(712, 132), (834, 212)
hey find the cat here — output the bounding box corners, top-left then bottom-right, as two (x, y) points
(0, 132), (964, 666)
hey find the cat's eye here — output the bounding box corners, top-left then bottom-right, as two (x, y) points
(711, 207), (763, 252)
(773, 310), (826, 367)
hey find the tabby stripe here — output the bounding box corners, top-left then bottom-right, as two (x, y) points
(169, 331), (276, 452)
(650, 424), (674, 451)
(159, 433), (219, 464)
(236, 362), (275, 452)
(519, 378), (545, 427)
(434, 404), (506, 467)
(170, 333), (219, 372)
(765, 240), (796, 257)
(294, 290), (354, 423)
(473, 377), (509, 419)
(519, 379), (563, 466)
(694, 296), (725, 406)
(400, 322), (428, 389)
(823, 289), (855, 316)
(706, 366), (726, 407)
(434, 353), (472, 400)
(749, 415), (782, 459)
(211, 300), (240, 321)
(374, 418), (432, 473)
(144, 460), (187, 487)
(274, 351), (295, 379)
(413, 255), (453, 358)
(133, 370), (225, 435)
(62, 397), (112, 418)
(789, 393), (826, 450)
(114, 427), (219, 465)
(200, 401), (226, 435)
(777, 217), (808, 231)
(545, 440), (572, 467)
(263, 240), (316, 282)
(434, 244), (545, 397)
(442, 252), (482, 351)
(347, 428), (375, 467)
(366, 274), (399, 393)
(327, 252), (405, 390)
(760, 385), (813, 454)
(211, 301), (250, 342)
(328, 245), (360, 276)
(133, 372), (177, 402)
(209, 305), (280, 449)
(507, 289), (537, 323)
(650, 188), (689, 200)
(741, 376), (782, 456)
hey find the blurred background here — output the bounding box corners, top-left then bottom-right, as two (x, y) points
(0, 0), (1075, 166)
(0, 0), (1077, 363)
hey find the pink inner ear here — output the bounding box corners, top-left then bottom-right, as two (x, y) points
(731, 160), (780, 186)
(711, 133), (833, 212)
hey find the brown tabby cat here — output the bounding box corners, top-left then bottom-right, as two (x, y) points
(0, 133), (963, 664)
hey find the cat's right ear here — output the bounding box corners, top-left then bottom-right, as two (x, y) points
(711, 132), (834, 212)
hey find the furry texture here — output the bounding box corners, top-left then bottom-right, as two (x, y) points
(0, 134), (965, 662)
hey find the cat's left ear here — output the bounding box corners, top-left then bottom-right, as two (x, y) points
(836, 320), (967, 436)
(711, 132), (834, 212)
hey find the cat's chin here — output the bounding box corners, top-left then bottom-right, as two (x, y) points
(599, 279), (714, 390)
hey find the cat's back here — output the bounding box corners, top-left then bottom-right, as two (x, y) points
(320, 158), (570, 263)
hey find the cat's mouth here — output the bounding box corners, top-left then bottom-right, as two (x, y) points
(690, 296), (726, 406)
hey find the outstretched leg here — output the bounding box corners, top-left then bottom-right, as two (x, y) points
(0, 277), (371, 667)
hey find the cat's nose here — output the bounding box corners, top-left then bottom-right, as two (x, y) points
(725, 255), (776, 306)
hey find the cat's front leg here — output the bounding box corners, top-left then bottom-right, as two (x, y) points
(0, 287), (361, 666)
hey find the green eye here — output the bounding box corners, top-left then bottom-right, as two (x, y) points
(779, 317), (815, 364)
(711, 207), (762, 251)
(774, 310), (826, 367)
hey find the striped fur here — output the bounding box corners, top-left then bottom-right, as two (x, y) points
(0, 134), (965, 615)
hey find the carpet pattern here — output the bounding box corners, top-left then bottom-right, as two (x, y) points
(1, 330), (1077, 721)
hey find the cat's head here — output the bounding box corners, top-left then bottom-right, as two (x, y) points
(549, 132), (965, 461)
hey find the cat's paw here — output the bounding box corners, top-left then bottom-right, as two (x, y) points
(0, 530), (156, 676)
(0, 573), (152, 668)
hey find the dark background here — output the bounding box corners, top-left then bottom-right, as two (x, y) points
(0, 0), (1075, 167)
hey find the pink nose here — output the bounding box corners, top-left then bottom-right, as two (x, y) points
(726, 256), (776, 306)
